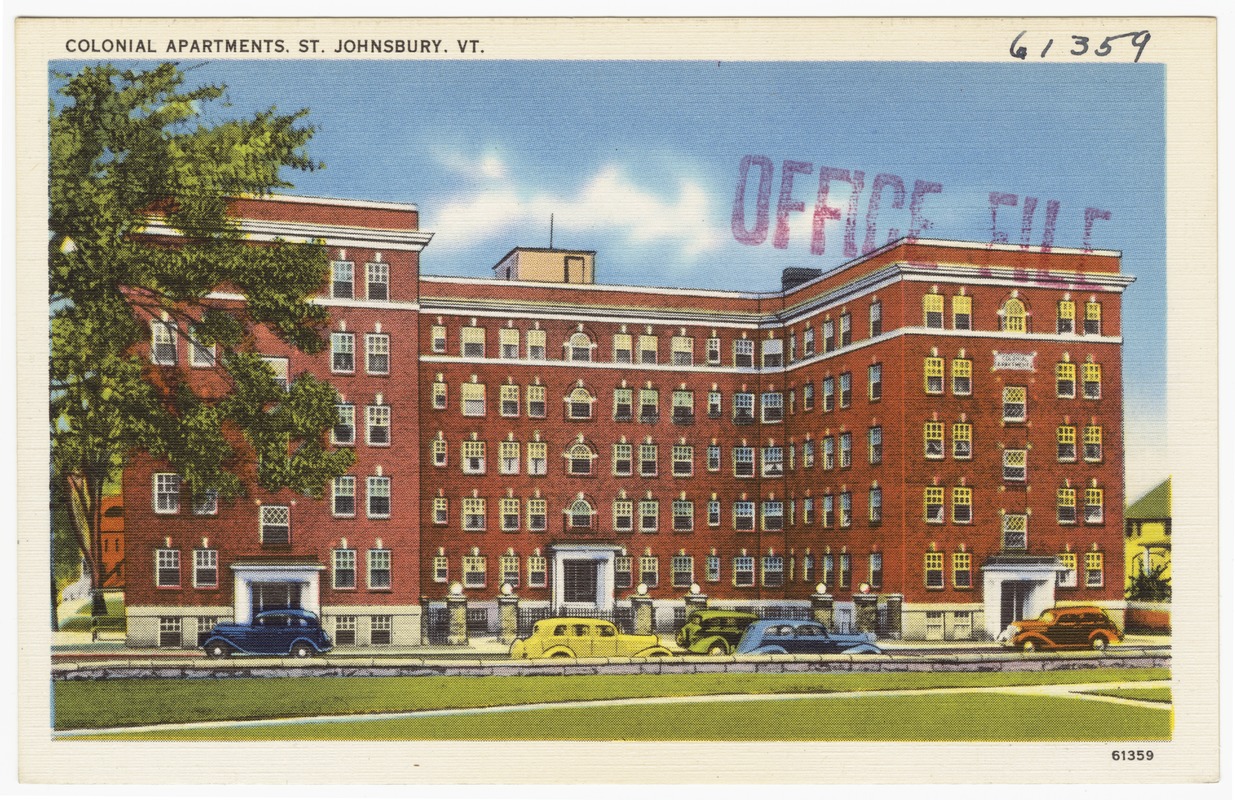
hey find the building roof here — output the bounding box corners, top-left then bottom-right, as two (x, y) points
(1125, 477), (1171, 520)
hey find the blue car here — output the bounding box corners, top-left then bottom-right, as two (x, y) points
(734, 619), (882, 655)
(202, 609), (333, 658)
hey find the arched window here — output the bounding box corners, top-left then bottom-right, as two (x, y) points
(566, 442), (596, 475)
(567, 498), (595, 529)
(1000, 298), (1027, 334)
(566, 386), (595, 419)
(567, 332), (594, 362)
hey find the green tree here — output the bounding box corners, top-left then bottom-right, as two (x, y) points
(50, 63), (353, 618)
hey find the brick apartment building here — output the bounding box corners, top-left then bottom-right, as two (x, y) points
(122, 194), (1133, 646)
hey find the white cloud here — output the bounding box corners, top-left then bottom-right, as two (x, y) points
(426, 157), (726, 260)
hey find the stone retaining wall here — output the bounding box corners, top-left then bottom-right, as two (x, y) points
(52, 650), (1169, 681)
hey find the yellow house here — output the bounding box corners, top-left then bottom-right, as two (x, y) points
(1125, 477), (1171, 589)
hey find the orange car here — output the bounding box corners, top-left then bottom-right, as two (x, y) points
(997, 605), (1122, 652)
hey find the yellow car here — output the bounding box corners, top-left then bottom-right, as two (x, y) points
(509, 617), (673, 659)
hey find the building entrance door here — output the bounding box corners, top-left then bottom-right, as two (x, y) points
(999, 581), (1036, 629)
(250, 582), (302, 619)
(562, 560), (599, 604)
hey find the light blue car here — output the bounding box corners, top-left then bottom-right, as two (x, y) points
(734, 619), (882, 655)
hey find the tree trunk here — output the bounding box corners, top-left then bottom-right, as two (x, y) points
(50, 574), (59, 632)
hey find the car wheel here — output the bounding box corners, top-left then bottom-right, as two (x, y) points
(707, 643), (729, 656)
(550, 651), (571, 658)
(1021, 640), (1037, 653)
(292, 643), (313, 658)
(206, 642), (231, 659)
(645, 648), (671, 658)
(1091, 635), (1108, 652)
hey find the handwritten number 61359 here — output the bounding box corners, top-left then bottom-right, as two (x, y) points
(1010, 30), (1151, 63)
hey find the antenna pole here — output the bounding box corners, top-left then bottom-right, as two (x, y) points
(550, 214), (554, 249)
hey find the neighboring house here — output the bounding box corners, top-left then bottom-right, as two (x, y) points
(121, 193), (1133, 646)
(99, 495), (125, 589)
(1125, 477), (1171, 589)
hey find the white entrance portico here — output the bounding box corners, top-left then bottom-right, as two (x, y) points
(230, 561), (325, 623)
(549, 543), (622, 611)
(980, 555), (1066, 638)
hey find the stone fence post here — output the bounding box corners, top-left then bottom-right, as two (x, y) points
(446, 585), (468, 645)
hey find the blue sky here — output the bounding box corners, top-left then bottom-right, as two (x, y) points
(52, 59), (1166, 495)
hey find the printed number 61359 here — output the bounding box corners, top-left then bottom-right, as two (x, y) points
(1112, 750), (1154, 761)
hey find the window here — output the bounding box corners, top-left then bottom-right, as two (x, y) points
(501, 554), (520, 588)
(1084, 301), (1102, 335)
(839, 373), (852, 408)
(260, 505), (290, 545)
(499, 440), (520, 475)
(432, 381), (447, 410)
(708, 499), (721, 526)
(734, 501), (755, 531)
(839, 492), (852, 528)
(365, 333), (390, 375)
(612, 333), (633, 363)
(802, 383), (814, 411)
(924, 422), (944, 459)
(529, 555), (548, 587)
(762, 556), (784, 587)
(672, 390), (694, 423)
(642, 444), (661, 474)
(707, 445), (721, 472)
(1002, 386), (1027, 422)
(822, 437), (835, 470)
(527, 385), (546, 418)
(639, 499), (659, 532)
(706, 554), (721, 582)
(612, 388), (634, 421)
(733, 446), (754, 477)
(368, 476), (391, 518)
(1002, 513), (1027, 550)
(528, 441), (547, 475)
(803, 327), (816, 356)
(153, 473), (180, 514)
(1057, 488), (1077, 524)
(823, 553), (835, 585)
(500, 328), (520, 359)
(332, 548), (357, 590)
(672, 444), (694, 477)
(614, 556), (633, 589)
(462, 497), (487, 530)
(953, 422), (972, 460)
(671, 336), (694, 366)
(333, 403), (355, 445)
(1085, 552), (1104, 587)
(840, 313), (852, 346)
(188, 325), (215, 368)
(432, 438), (448, 468)
(568, 498), (594, 530)
(613, 499), (634, 531)
(1056, 362), (1076, 398)
(868, 426), (883, 464)
(706, 337), (721, 365)
(839, 553), (852, 588)
(822, 377), (835, 412)
(733, 556), (755, 587)
(640, 556), (659, 588)
(839, 432), (852, 468)
(951, 358), (971, 396)
(462, 440), (486, 474)
(365, 615), (392, 646)
(925, 552), (944, 588)
(762, 339), (783, 368)
(192, 489), (218, 516)
(1083, 363), (1102, 399)
(734, 339), (754, 368)
(870, 300), (883, 337)
(1057, 300), (1075, 334)
(1003, 449), (1027, 482)
(705, 391), (722, 419)
(157, 617), (182, 648)
(733, 392), (755, 424)
(639, 334), (658, 364)
(1085, 488), (1104, 524)
(868, 552), (882, 588)
(802, 554), (816, 582)
(430, 325), (446, 353)
(461, 326), (485, 358)
(612, 443), (633, 476)
(331, 260), (354, 299)
(366, 404), (390, 445)
(953, 487), (972, 523)
(463, 555), (487, 588)
(923, 293), (944, 328)
(672, 499), (694, 531)
(332, 475), (356, 517)
(432, 496), (448, 525)
(528, 498), (547, 531)
(868, 364), (882, 401)
(527, 329), (546, 360)
(365, 261), (389, 300)
(953, 295), (972, 330)
(567, 442), (595, 476)
(761, 446), (783, 477)
(567, 332), (593, 362)
(150, 319), (178, 365)
(498, 384), (520, 418)
(461, 383), (486, 417)
(823, 320), (836, 352)
(1057, 552), (1078, 587)
(639, 388), (659, 423)
(1056, 425), (1077, 462)
(367, 549), (391, 589)
(567, 387), (595, 420)
(924, 487), (945, 523)
(924, 357), (944, 394)
(1084, 425), (1103, 462)
(803, 497), (815, 525)
(869, 487), (882, 524)
(953, 553), (972, 589)
(185, 549), (216, 589)
(803, 439), (815, 468)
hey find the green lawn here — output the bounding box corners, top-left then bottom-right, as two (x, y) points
(58, 596), (126, 632)
(1078, 686), (1173, 704)
(54, 667), (1169, 733)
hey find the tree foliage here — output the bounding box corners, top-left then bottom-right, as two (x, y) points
(49, 63), (354, 615)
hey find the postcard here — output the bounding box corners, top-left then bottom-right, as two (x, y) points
(13, 14), (1219, 786)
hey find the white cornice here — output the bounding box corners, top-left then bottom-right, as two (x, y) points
(234, 193), (419, 212)
(138, 217), (434, 252)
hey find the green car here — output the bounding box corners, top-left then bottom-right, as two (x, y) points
(675, 610), (760, 655)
